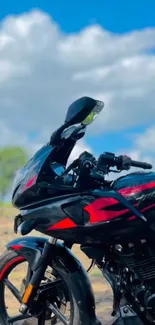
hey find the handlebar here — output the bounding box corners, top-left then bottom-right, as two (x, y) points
(97, 152), (152, 171)
(128, 159), (152, 170)
(62, 151), (152, 187)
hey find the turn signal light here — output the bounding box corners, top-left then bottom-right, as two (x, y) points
(22, 284), (34, 304)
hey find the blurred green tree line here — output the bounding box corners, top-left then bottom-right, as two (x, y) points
(0, 146), (28, 203)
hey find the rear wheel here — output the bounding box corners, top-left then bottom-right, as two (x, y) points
(0, 250), (80, 325)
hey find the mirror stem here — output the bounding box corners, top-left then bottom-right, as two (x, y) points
(50, 124), (67, 145)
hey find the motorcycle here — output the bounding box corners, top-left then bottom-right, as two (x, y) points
(0, 96), (154, 325)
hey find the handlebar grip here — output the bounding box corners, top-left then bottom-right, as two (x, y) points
(130, 160), (152, 170)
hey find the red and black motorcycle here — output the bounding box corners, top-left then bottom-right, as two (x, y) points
(0, 96), (154, 325)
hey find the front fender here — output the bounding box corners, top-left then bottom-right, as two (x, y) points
(6, 236), (48, 271)
(6, 236), (101, 325)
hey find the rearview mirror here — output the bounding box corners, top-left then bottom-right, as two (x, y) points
(65, 96), (104, 126)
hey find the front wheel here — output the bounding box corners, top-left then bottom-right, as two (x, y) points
(0, 249), (80, 325)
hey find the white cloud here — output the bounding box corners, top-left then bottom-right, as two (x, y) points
(0, 9), (155, 175)
(0, 9), (155, 149)
(134, 126), (155, 154)
(68, 140), (91, 165)
(127, 126), (155, 164)
(112, 126), (155, 179)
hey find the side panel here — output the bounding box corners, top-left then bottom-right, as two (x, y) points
(6, 236), (101, 325)
(18, 190), (147, 244)
(84, 189), (146, 224)
(20, 194), (85, 237)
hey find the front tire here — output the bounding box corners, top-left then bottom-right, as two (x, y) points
(0, 249), (80, 325)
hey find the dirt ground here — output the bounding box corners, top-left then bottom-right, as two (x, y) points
(0, 207), (114, 324)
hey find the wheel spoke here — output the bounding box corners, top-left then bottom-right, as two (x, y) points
(3, 264), (71, 325)
(4, 279), (22, 303)
(47, 301), (69, 325)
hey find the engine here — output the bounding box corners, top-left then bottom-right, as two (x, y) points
(114, 240), (155, 322)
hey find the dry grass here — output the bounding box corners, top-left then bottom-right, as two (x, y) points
(0, 206), (113, 323)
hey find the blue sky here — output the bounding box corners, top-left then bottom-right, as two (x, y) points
(0, 0), (155, 163)
(1, 0), (155, 33)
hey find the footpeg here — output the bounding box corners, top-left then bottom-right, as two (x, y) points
(110, 306), (145, 325)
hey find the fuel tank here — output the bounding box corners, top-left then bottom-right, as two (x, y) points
(113, 171), (155, 212)
(20, 171), (155, 245)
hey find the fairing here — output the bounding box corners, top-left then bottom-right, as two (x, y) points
(16, 171), (155, 245)
(12, 144), (54, 208)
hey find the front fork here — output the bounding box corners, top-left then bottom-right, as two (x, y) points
(20, 238), (55, 313)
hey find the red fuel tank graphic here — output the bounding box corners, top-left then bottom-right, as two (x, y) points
(118, 181), (155, 197)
